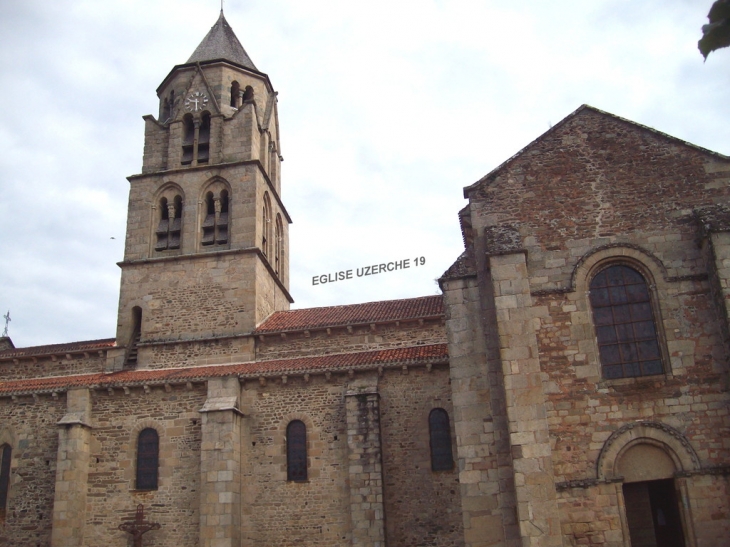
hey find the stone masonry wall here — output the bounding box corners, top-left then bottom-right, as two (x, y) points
(468, 109), (730, 295)
(0, 394), (65, 547)
(256, 321), (446, 361)
(0, 353), (105, 380)
(237, 365), (461, 547)
(82, 383), (206, 547)
(379, 365), (464, 547)
(464, 108), (730, 547)
(239, 374), (351, 547)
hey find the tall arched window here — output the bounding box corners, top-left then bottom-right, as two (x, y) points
(286, 420), (307, 481)
(0, 444), (11, 519)
(136, 428), (159, 490)
(275, 214), (283, 276)
(589, 264), (663, 379)
(429, 408), (454, 471)
(262, 193), (272, 258)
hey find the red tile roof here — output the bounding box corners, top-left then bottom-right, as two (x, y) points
(0, 343), (448, 395)
(255, 295), (444, 334)
(0, 338), (116, 360)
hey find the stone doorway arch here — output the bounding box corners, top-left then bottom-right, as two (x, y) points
(597, 422), (700, 547)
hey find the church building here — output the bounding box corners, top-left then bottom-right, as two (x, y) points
(1, 12), (729, 547)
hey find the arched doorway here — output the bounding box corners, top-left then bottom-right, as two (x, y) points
(618, 443), (685, 547)
(596, 422), (700, 547)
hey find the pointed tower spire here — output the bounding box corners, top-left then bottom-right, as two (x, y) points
(187, 11), (257, 70)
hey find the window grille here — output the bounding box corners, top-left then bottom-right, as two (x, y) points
(286, 420), (307, 481)
(429, 408), (454, 471)
(589, 265), (663, 379)
(136, 429), (159, 490)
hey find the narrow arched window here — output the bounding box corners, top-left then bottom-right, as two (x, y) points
(269, 142), (278, 185)
(243, 85), (254, 102)
(198, 112), (211, 164)
(136, 428), (159, 490)
(230, 81), (240, 108)
(217, 190), (229, 244)
(124, 307), (142, 369)
(589, 264), (663, 379)
(429, 408), (454, 471)
(262, 193), (272, 257)
(275, 214), (283, 276)
(0, 444), (11, 519)
(286, 420), (307, 481)
(181, 114), (195, 165)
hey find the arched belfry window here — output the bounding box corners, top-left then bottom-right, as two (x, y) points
(198, 112), (210, 164)
(136, 428), (159, 490)
(201, 187), (229, 247)
(162, 89), (175, 122)
(429, 408), (454, 471)
(0, 444), (11, 519)
(275, 214), (283, 276)
(181, 112), (211, 166)
(243, 85), (254, 102)
(262, 193), (272, 258)
(155, 194), (182, 251)
(182, 114), (195, 165)
(589, 264), (663, 379)
(286, 420), (307, 481)
(230, 81), (241, 108)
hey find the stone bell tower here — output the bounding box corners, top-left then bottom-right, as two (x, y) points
(108, 12), (292, 371)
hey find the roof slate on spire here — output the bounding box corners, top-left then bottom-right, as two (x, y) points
(187, 11), (257, 70)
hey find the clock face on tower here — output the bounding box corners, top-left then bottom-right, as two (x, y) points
(184, 91), (209, 112)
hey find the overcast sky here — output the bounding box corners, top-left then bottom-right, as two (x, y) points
(0, 0), (727, 348)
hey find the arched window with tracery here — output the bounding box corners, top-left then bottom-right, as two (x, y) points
(136, 428), (159, 490)
(275, 214), (283, 276)
(429, 408), (454, 471)
(589, 264), (663, 379)
(0, 444), (11, 519)
(286, 420), (307, 481)
(262, 193), (272, 258)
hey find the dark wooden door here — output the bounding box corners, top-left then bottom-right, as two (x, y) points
(623, 479), (686, 547)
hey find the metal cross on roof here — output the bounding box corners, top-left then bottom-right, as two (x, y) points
(118, 504), (161, 547)
(2, 311), (9, 337)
